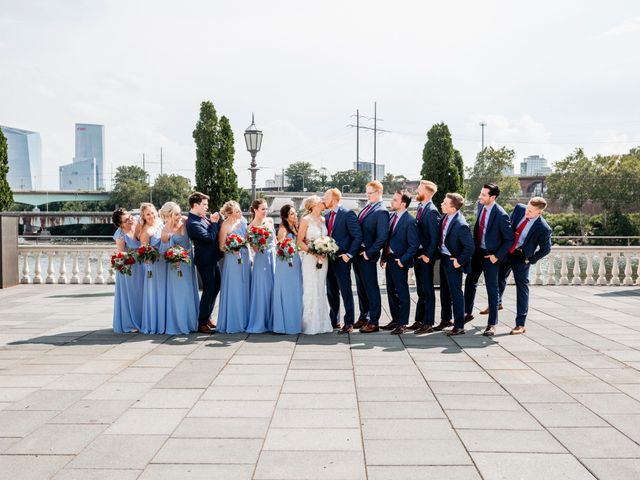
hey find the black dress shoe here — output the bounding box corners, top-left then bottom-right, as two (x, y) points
(332, 323), (342, 330)
(390, 325), (407, 335)
(380, 321), (397, 331)
(464, 313), (474, 323)
(338, 325), (353, 335)
(446, 328), (466, 336)
(432, 320), (453, 331)
(353, 319), (368, 329)
(414, 325), (435, 335)
(407, 321), (422, 331)
(482, 325), (496, 336)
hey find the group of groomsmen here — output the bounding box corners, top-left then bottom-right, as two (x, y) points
(330, 179), (552, 336)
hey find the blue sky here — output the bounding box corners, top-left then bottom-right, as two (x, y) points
(1, 0), (639, 189)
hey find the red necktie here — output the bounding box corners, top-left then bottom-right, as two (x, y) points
(328, 211), (336, 236)
(417, 204), (424, 221)
(385, 213), (398, 255)
(202, 215), (211, 226)
(509, 218), (530, 254)
(476, 208), (488, 246)
(440, 215), (449, 249)
(358, 204), (372, 224)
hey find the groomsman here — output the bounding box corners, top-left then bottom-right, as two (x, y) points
(353, 181), (389, 334)
(410, 181), (442, 334)
(464, 183), (514, 336)
(436, 193), (475, 336)
(380, 191), (419, 334)
(323, 188), (363, 334)
(486, 197), (552, 334)
(186, 192), (222, 334)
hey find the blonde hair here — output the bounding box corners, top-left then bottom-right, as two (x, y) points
(420, 180), (438, 194)
(159, 202), (180, 222)
(139, 203), (158, 227)
(303, 195), (323, 213)
(326, 188), (342, 202)
(221, 200), (241, 218)
(366, 180), (383, 193)
(529, 196), (548, 210)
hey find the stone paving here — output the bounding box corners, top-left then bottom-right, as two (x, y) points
(0, 284), (639, 479)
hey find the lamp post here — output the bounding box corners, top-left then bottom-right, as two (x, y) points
(244, 113), (263, 201)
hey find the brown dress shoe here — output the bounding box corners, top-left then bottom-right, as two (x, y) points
(353, 320), (368, 329)
(482, 325), (496, 336)
(446, 328), (466, 336)
(407, 321), (423, 331)
(414, 325), (435, 335)
(480, 304), (503, 315)
(332, 323), (342, 330)
(207, 320), (217, 329)
(338, 325), (353, 335)
(390, 325), (407, 335)
(510, 326), (526, 335)
(432, 320), (453, 331)
(464, 313), (474, 323)
(380, 321), (398, 331)
(198, 325), (214, 334)
(360, 324), (380, 333)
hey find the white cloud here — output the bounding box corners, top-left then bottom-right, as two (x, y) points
(602, 16), (640, 36)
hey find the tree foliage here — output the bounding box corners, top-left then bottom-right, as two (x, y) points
(546, 148), (594, 212)
(151, 174), (192, 211)
(465, 146), (521, 201)
(0, 128), (13, 211)
(328, 169), (370, 193)
(420, 123), (464, 206)
(109, 165), (150, 209)
(381, 173), (408, 194)
(193, 101), (239, 212)
(285, 162), (320, 192)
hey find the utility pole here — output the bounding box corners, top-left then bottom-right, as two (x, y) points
(356, 109), (360, 172)
(160, 148), (163, 176)
(373, 102), (377, 180)
(348, 103), (390, 181)
(479, 122), (487, 152)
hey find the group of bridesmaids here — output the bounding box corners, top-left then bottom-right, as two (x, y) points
(111, 198), (304, 335)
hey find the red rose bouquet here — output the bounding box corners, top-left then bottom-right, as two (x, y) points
(246, 225), (271, 253)
(135, 244), (161, 278)
(111, 251), (136, 276)
(225, 233), (247, 264)
(276, 237), (297, 267)
(164, 245), (191, 277)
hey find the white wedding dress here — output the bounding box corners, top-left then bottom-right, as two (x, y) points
(300, 216), (333, 335)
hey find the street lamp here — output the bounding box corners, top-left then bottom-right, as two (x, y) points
(244, 113), (263, 201)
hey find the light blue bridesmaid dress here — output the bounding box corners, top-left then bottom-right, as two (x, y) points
(217, 218), (251, 333)
(112, 228), (143, 333)
(246, 223), (276, 333)
(161, 229), (199, 335)
(140, 224), (168, 334)
(272, 232), (303, 334)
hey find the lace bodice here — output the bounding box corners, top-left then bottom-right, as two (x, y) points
(305, 216), (327, 243)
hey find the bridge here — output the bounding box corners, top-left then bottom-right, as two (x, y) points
(13, 190), (111, 207)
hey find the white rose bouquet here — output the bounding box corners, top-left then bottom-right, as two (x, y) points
(308, 236), (339, 269)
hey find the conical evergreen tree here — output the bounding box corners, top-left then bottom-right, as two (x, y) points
(420, 123), (464, 206)
(0, 129), (14, 211)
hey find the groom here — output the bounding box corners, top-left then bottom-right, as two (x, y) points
(323, 188), (362, 334)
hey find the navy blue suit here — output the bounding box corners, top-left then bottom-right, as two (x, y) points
(325, 206), (362, 326)
(382, 211), (419, 326)
(413, 201), (440, 326)
(439, 212), (475, 329)
(186, 212), (222, 328)
(464, 202), (514, 326)
(353, 202), (388, 325)
(498, 204), (552, 326)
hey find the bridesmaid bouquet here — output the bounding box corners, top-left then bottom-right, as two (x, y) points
(308, 236), (339, 269)
(276, 237), (297, 267)
(135, 244), (160, 278)
(164, 245), (191, 277)
(225, 233), (246, 264)
(246, 225), (271, 253)
(111, 251), (136, 276)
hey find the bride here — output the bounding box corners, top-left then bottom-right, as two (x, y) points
(297, 196), (333, 335)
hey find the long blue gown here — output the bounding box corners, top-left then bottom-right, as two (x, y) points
(246, 223), (276, 333)
(272, 232), (303, 334)
(112, 228), (143, 333)
(161, 230), (199, 335)
(140, 224), (168, 334)
(217, 218), (251, 333)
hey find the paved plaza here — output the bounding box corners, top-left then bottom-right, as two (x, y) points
(0, 284), (639, 479)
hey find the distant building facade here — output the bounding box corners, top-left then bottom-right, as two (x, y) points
(520, 155), (552, 176)
(59, 124), (105, 190)
(354, 161), (385, 180)
(0, 125), (43, 191)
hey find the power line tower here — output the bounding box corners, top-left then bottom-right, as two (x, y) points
(347, 101), (390, 180)
(479, 122), (487, 152)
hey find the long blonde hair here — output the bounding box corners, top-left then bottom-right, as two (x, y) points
(221, 200), (241, 218)
(159, 201), (180, 223)
(139, 203), (159, 227)
(303, 195), (323, 214)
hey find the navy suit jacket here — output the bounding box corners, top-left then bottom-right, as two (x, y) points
(441, 212), (475, 273)
(326, 206), (362, 258)
(473, 202), (514, 260)
(186, 212), (222, 267)
(510, 204), (552, 264)
(383, 211), (419, 267)
(415, 201), (440, 260)
(358, 202), (389, 262)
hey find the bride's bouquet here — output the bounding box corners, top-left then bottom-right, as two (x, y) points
(246, 225), (271, 253)
(135, 244), (160, 278)
(164, 245), (191, 277)
(111, 251), (136, 276)
(276, 237), (297, 267)
(225, 233), (247, 264)
(308, 236), (339, 269)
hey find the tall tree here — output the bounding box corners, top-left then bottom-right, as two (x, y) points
(193, 101), (239, 212)
(285, 162), (320, 192)
(465, 146), (520, 201)
(151, 174), (193, 210)
(109, 165), (150, 209)
(420, 123), (463, 206)
(328, 169), (370, 193)
(0, 128), (13, 211)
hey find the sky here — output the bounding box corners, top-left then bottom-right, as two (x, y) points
(1, 0), (639, 190)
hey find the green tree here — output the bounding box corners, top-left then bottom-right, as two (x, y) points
(193, 101), (239, 212)
(109, 165), (150, 209)
(328, 169), (370, 193)
(453, 149), (466, 196)
(420, 123), (464, 206)
(0, 128), (13, 211)
(151, 174), (193, 210)
(465, 146), (520, 201)
(285, 162), (320, 192)
(381, 173), (408, 194)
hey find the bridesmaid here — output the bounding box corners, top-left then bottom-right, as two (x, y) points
(111, 208), (142, 333)
(217, 201), (251, 333)
(272, 204), (303, 334)
(160, 201), (199, 335)
(246, 199), (276, 333)
(138, 202), (167, 334)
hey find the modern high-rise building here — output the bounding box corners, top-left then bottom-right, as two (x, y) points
(59, 123), (105, 190)
(520, 155), (552, 176)
(353, 161), (385, 181)
(0, 125), (43, 190)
